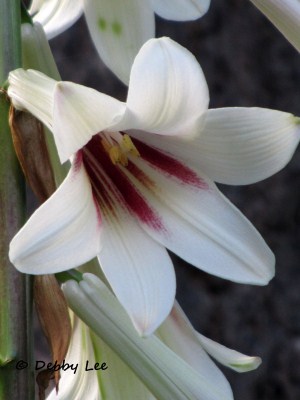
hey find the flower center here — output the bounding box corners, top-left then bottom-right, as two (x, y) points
(100, 131), (140, 166)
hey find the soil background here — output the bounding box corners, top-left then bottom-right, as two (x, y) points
(35, 1), (300, 399)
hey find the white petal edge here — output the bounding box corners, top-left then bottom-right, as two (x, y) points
(150, 0), (210, 20)
(129, 107), (300, 185)
(196, 333), (262, 373)
(63, 274), (235, 399)
(52, 81), (126, 162)
(98, 200), (175, 336)
(47, 315), (101, 400)
(121, 154), (275, 285)
(9, 155), (102, 274)
(29, 0), (44, 15)
(121, 37), (209, 137)
(83, 0), (155, 84)
(157, 305), (233, 399)
(250, 0), (300, 52)
(30, 0), (83, 40)
(162, 302), (261, 374)
(196, 108), (300, 184)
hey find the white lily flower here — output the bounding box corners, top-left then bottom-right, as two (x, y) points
(62, 273), (256, 400)
(46, 315), (101, 400)
(250, 0), (300, 52)
(29, 0), (210, 83)
(29, 0), (83, 41)
(8, 38), (300, 336)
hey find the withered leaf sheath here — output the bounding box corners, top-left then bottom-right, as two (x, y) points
(34, 275), (72, 393)
(10, 105), (72, 394)
(36, 370), (54, 400)
(9, 106), (56, 202)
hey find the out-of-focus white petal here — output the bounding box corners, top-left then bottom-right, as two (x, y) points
(64, 274), (234, 399)
(150, 0), (210, 20)
(47, 316), (101, 400)
(122, 37), (209, 137)
(250, 0), (300, 52)
(129, 107), (300, 185)
(8, 69), (56, 130)
(29, 0), (44, 15)
(53, 81), (126, 162)
(182, 108), (300, 185)
(197, 333), (261, 373)
(91, 332), (156, 400)
(83, 0), (154, 84)
(9, 155), (101, 274)
(30, 0), (83, 40)
(98, 202), (175, 336)
(157, 305), (233, 399)
(122, 150), (274, 285)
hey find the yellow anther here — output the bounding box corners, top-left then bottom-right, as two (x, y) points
(102, 133), (139, 166)
(119, 152), (128, 167)
(120, 134), (140, 157)
(109, 146), (122, 165)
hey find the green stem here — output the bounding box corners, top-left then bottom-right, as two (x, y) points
(0, 1), (34, 398)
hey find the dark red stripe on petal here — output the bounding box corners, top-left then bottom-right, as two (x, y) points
(82, 135), (164, 232)
(83, 150), (117, 216)
(99, 156), (164, 231)
(126, 161), (156, 190)
(73, 150), (83, 172)
(71, 151), (102, 226)
(132, 138), (208, 189)
(92, 196), (102, 226)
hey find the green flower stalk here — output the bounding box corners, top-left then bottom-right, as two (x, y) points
(0, 1), (33, 398)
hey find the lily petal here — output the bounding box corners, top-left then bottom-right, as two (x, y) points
(196, 108), (300, 184)
(30, 0), (83, 40)
(120, 147), (275, 285)
(98, 201), (175, 336)
(196, 333), (261, 373)
(129, 107), (300, 185)
(123, 37), (209, 137)
(29, 0), (44, 14)
(47, 315), (100, 400)
(9, 154), (101, 274)
(64, 274), (234, 400)
(53, 81), (126, 162)
(91, 332), (156, 399)
(8, 69), (56, 130)
(249, 0), (300, 52)
(83, 0), (155, 84)
(150, 0), (210, 20)
(8, 69), (127, 163)
(163, 302), (261, 374)
(157, 305), (233, 399)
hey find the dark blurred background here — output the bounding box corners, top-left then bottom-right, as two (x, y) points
(45, 1), (300, 399)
